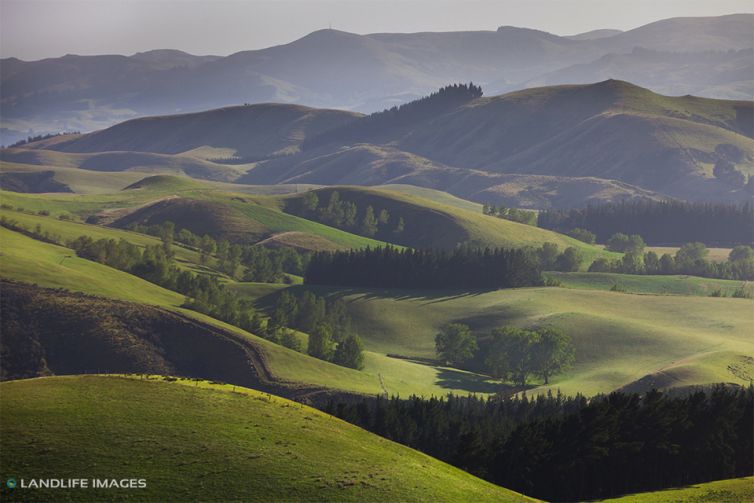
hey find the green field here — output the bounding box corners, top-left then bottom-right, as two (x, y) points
(0, 376), (534, 502)
(599, 476), (754, 502)
(547, 271), (752, 297)
(242, 283), (754, 396)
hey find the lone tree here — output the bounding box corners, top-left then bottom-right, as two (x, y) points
(435, 323), (478, 367)
(532, 327), (575, 384)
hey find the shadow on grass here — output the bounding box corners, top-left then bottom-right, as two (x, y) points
(434, 368), (530, 395)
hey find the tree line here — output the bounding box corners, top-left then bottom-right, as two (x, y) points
(538, 200), (754, 247)
(324, 385), (753, 502)
(305, 246), (545, 289)
(589, 239), (754, 283)
(304, 242), (588, 290)
(289, 190), (403, 238)
(304, 83), (483, 149)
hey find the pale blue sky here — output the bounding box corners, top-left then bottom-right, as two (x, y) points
(1, 0), (752, 60)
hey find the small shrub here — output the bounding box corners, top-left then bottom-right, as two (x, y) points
(37, 210), (50, 216)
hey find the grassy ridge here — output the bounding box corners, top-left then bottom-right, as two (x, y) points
(598, 476), (754, 502)
(0, 376), (533, 502)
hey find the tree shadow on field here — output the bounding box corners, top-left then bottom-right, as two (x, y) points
(435, 368), (526, 395)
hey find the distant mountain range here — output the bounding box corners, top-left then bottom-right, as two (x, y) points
(1, 13), (752, 145)
(7, 79), (752, 208)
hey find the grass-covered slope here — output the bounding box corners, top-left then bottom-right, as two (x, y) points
(280, 186), (611, 261)
(598, 476), (754, 502)
(0, 176), (391, 251)
(245, 283), (754, 396)
(0, 376), (533, 502)
(0, 227), (495, 397)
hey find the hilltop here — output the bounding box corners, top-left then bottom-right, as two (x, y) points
(41, 103), (361, 160)
(0, 376), (533, 502)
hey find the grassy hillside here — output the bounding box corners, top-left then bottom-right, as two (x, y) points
(0, 177), (392, 251)
(0, 376), (534, 502)
(245, 282), (754, 396)
(546, 271), (752, 297)
(599, 476), (754, 502)
(280, 186), (612, 263)
(0, 208), (206, 273)
(0, 227), (495, 397)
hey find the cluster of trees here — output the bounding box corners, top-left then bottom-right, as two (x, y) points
(605, 232), (646, 253)
(305, 246), (544, 289)
(435, 324), (574, 385)
(305, 83), (483, 149)
(67, 235), (259, 331)
(325, 386), (753, 501)
(538, 200), (754, 246)
(268, 291), (364, 369)
(482, 204), (537, 226)
(6, 131), (79, 148)
(590, 242), (754, 282)
(295, 191), (402, 237)
(127, 221), (310, 282)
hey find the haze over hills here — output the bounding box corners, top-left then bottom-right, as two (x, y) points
(14, 79), (751, 208)
(1, 13), (752, 145)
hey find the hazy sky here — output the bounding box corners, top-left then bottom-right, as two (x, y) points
(2, 0), (752, 60)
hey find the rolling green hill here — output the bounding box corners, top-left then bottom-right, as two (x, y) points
(0, 376), (534, 502)
(280, 186), (612, 262)
(0, 177), (392, 251)
(0, 227), (495, 397)
(242, 282), (754, 396)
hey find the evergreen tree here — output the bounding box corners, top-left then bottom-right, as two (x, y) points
(333, 334), (365, 369)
